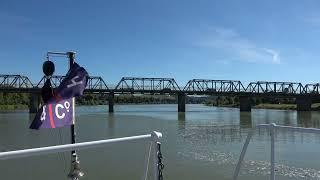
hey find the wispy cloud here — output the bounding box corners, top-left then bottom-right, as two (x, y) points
(262, 48), (280, 64)
(195, 27), (281, 64)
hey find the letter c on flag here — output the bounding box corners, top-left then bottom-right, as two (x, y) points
(55, 104), (65, 119)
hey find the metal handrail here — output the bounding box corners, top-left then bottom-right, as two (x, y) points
(0, 131), (162, 180)
(233, 123), (320, 180)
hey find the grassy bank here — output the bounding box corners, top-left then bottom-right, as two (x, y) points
(214, 104), (239, 108)
(205, 103), (320, 111)
(253, 103), (296, 110)
(2, 103), (320, 111)
(311, 103), (320, 110)
(205, 103), (297, 110)
(254, 103), (320, 110)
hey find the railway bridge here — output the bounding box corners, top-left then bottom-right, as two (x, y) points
(1, 74), (320, 113)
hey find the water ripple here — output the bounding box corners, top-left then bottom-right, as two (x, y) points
(178, 151), (320, 179)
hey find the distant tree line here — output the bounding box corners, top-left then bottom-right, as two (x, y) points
(0, 93), (29, 105)
(0, 92), (30, 110)
(0, 92), (304, 110)
(204, 96), (297, 107)
(76, 94), (206, 105)
(0, 92), (208, 109)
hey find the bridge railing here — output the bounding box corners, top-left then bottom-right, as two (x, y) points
(114, 77), (181, 92)
(304, 83), (320, 94)
(86, 76), (109, 90)
(0, 74), (34, 89)
(35, 76), (65, 88)
(183, 79), (246, 93)
(233, 123), (320, 180)
(245, 81), (307, 94)
(5, 73), (320, 96)
(36, 76), (109, 90)
(0, 131), (163, 180)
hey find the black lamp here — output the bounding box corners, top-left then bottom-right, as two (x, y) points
(43, 60), (55, 76)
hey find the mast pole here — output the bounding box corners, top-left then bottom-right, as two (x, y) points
(68, 52), (76, 154)
(67, 51), (84, 180)
(45, 51), (83, 179)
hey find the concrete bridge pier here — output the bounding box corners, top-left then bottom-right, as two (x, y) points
(240, 112), (252, 128)
(29, 93), (41, 113)
(239, 96), (252, 112)
(178, 112), (186, 130)
(108, 92), (114, 113)
(296, 96), (312, 111)
(178, 93), (186, 112)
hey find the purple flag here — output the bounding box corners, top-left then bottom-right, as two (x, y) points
(30, 62), (88, 129)
(30, 98), (74, 129)
(55, 63), (88, 99)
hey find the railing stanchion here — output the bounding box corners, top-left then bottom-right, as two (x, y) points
(233, 123), (320, 180)
(233, 129), (254, 180)
(270, 123), (276, 180)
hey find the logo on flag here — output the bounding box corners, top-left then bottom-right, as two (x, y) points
(30, 98), (74, 129)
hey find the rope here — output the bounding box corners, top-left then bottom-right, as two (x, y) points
(54, 128), (67, 174)
(58, 128), (67, 172)
(142, 142), (152, 180)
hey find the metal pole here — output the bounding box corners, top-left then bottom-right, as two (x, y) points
(270, 123), (276, 180)
(0, 134), (154, 160)
(67, 52), (76, 155)
(66, 51), (83, 180)
(232, 129), (254, 180)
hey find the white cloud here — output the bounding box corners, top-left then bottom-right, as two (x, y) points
(263, 48), (280, 64)
(195, 27), (281, 64)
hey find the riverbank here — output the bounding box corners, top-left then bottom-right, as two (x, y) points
(0, 104), (28, 111)
(254, 103), (320, 110)
(206, 103), (320, 111)
(254, 103), (296, 110)
(3, 103), (320, 111)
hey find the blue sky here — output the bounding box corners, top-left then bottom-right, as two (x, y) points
(1, 0), (320, 86)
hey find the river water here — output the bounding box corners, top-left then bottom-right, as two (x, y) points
(1, 104), (320, 180)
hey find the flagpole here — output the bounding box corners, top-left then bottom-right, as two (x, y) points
(42, 51), (84, 179)
(68, 52), (76, 153)
(67, 52), (84, 179)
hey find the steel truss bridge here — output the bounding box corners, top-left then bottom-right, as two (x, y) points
(1, 74), (320, 97)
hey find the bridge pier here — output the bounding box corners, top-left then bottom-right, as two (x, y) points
(296, 97), (312, 111)
(178, 93), (186, 112)
(240, 112), (252, 128)
(29, 93), (41, 113)
(108, 92), (114, 113)
(239, 96), (252, 112)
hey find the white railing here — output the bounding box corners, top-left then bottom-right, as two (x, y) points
(0, 131), (162, 180)
(233, 123), (320, 180)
